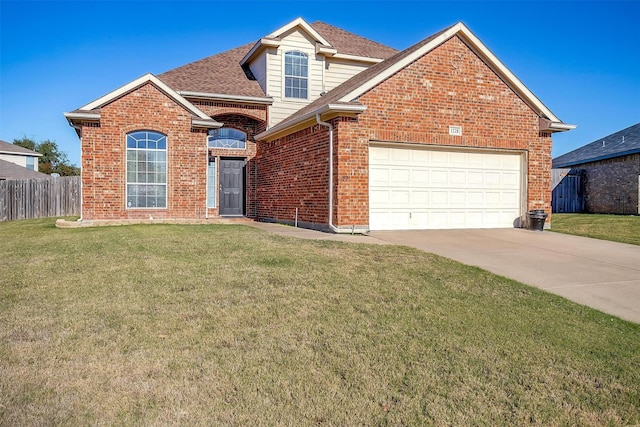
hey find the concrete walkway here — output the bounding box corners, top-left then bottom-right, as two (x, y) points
(247, 222), (640, 323)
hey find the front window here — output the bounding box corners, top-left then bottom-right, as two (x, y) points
(25, 156), (35, 170)
(207, 156), (216, 208)
(208, 128), (246, 149)
(126, 131), (167, 209)
(284, 51), (308, 99)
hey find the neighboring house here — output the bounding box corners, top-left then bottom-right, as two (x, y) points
(0, 139), (42, 173)
(64, 18), (574, 230)
(553, 123), (640, 215)
(0, 159), (49, 180)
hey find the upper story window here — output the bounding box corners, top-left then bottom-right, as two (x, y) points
(25, 156), (35, 171)
(208, 128), (246, 149)
(284, 51), (308, 99)
(126, 131), (167, 209)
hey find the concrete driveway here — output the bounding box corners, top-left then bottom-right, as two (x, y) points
(369, 229), (640, 324)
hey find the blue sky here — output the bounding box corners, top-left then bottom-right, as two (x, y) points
(1, 0), (638, 167)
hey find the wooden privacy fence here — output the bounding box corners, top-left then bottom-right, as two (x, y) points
(0, 176), (81, 221)
(552, 168), (586, 213)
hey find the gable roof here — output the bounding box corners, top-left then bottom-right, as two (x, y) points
(0, 159), (48, 180)
(64, 73), (222, 131)
(258, 22), (575, 141)
(0, 139), (42, 157)
(158, 19), (398, 100)
(553, 123), (640, 168)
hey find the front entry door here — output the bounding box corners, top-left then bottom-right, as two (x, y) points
(219, 159), (245, 216)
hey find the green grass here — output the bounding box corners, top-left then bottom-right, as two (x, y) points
(1, 218), (639, 426)
(552, 213), (640, 245)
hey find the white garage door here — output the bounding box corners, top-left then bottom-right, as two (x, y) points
(369, 145), (522, 230)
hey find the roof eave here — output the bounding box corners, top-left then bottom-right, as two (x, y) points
(539, 118), (577, 133)
(331, 53), (385, 63)
(0, 150), (43, 157)
(178, 90), (273, 105)
(64, 111), (101, 122)
(239, 38), (281, 66)
(192, 118), (224, 129)
(78, 73), (212, 120)
(256, 103), (367, 141)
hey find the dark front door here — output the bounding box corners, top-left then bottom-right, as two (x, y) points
(219, 159), (245, 216)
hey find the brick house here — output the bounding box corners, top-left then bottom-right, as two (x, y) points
(553, 123), (640, 215)
(65, 18), (574, 230)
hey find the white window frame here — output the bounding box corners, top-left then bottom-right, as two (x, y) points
(207, 156), (216, 208)
(208, 128), (247, 150)
(283, 50), (309, 100)
(126, 131), (167, 209)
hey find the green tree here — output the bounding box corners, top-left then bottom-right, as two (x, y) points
(12, 137), (80, 176)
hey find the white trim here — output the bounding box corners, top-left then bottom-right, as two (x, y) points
(78, 73), (212, 120)
(255, 103), (367, 141)
(239, 38), (281, 66)
(282, 50), (310, 101)
(338, 22), (566, 124)
(539, 117), (576, 133)
(316, 43), (338, 56)
(192, 118), (224, 129)
(267, 17), (332, 47)
(178, 91), (273, 105)
(332, 53), (385, 63)
(63, 112), (101, 121)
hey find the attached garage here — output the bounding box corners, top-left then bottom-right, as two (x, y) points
(369, 144), (524, 230)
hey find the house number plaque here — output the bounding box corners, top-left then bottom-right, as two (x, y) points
(449, 125), (462, 136)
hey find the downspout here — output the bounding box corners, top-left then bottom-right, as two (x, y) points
(70, 122), (84, 221)
(316, 114), (341, 233)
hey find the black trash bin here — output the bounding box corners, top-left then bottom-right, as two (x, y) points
(527, 210), (548, 231)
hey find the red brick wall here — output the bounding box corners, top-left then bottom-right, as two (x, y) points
(255, 125), (331, 228)
(81, 83), (208, 220)
(335, 35), (552, 226)
(582, 154), (640, 214)
(256, 35), (554, 229)
(80, 86), (268, 220)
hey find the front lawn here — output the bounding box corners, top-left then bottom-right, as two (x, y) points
(552, 213), (640, 245)
(1, 219), (639, 425)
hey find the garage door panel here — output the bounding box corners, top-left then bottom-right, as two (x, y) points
(431, 170), (448, 184)
(369, 146), (522, 230)
(391, 190), (410, 205)
(369, 167), (390, 185)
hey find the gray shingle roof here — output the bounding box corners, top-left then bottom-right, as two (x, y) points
(157, 21), (398, 98)
(0, 159), (48, 180)
(0, 139), (41, 156)
(553, 123), (640, 168)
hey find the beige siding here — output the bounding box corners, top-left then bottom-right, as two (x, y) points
(249, 52), (268, 94)
(262, 28), (378, 127)
(324, 58), (370, 92)
(267, 29), (325, 127)
(0, 154), (28, 168)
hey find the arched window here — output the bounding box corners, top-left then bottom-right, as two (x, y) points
(208, 128), (246, 149)
(284, 51), (308, 99)
(126, 131), (167, 208)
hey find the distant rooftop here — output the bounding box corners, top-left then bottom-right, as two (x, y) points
(0, 159), (48, 180)
(553, 123), (640, 168)
(0, 139), (42, 157)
